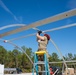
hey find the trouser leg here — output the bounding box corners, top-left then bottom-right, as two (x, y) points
(38, 55), (44, 75)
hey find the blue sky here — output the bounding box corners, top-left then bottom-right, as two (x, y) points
(0, 0), (76, 57)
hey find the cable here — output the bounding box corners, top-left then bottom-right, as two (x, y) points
(7, 40), (33, 65)
(0, 39), (34, 66)
(9, 23), (76, 41)
(0, 38), (37, 72)
(49, 38), (69, 72)
(5, 40), (38, 72)
(0, 24), (25, 30)
(9, 33), (36, 41)
(43, 23), (76, 33)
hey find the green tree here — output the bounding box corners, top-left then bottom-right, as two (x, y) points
(51, 52), (59, 61)
(12, 49), (19, 68)
(0, 46), (7, 64)
(73, 54), (76, 60)
(7, 50), (15, 68)
(21, 46), (33, 72)
(68, 53), (73, 60)
(65, 53), (73, 60)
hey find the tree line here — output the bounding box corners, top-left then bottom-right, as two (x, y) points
(0, 45), (76, 72)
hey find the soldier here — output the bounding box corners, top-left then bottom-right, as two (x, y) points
(36, 31), (50, 52)
(36, 31), (50, 75)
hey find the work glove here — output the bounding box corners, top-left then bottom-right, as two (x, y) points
(38, 30), (42, 35)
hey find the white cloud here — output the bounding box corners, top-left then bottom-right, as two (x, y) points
(0, 0), (12, 14)
(0, 0), (22, 23)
